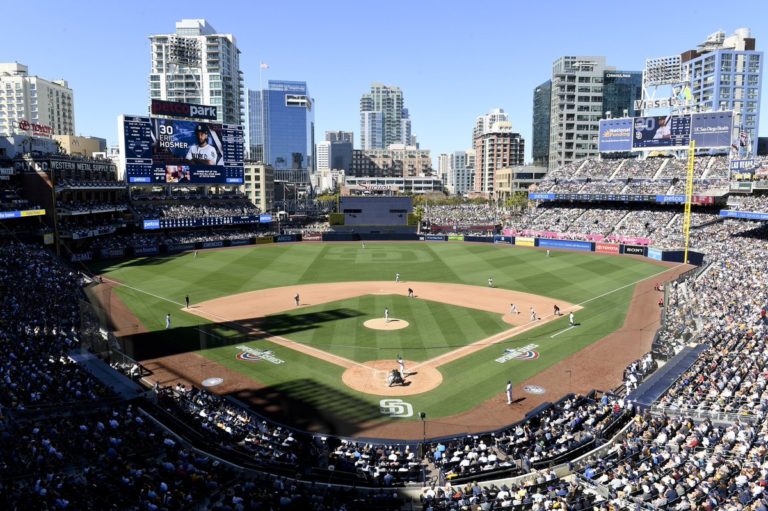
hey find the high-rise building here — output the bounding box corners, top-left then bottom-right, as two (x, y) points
(326, 131), (353, 144)
(350, 145), (433, 178)
(437, 153), (451, 185)
(316, 141), (331, 171)
(473, 108), (509, 140)
(546, 56), (640, 169)
(473, 111), (525, 195)
(248, 80), (315, 174)
(681, 28), (762, 157)
(446, 150), (474, 195)
(0, 63), (75, 137)
(148, 19), (244, 125)
(532, 80), (551, 168)
(359, 83), (412, 149)
(602, 71), (642, 119)
(324, 131), (353, 173)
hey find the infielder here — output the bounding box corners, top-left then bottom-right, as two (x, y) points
(395, 273), (400, 283)
(530, 307), (538, 322)
(294, 293), (300, 306)
(510, 303), (519, 315)
(488, 277), (494, 288)
(569, 312), (575, 326)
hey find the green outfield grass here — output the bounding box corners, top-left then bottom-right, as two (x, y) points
(260, 294), (511, 363)
(91, 242), (671, 424)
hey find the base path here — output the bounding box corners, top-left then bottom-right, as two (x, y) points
(185, 281), (579, 397)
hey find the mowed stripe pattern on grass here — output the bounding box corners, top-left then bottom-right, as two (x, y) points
(263, 294), (510, 363)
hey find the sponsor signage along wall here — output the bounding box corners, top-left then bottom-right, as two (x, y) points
(647, 248), (663, 260)
(254, 236), (274, 244)
(0, 209), (46, 220)
(274, 234), (297, 243)
(691, 111), (732, 148)
(123, 116), (244, 185)
(623, 244), (647, 256)
(424, 234), (447, 241)
(538, 238), (592, 251)
(515, 237), (535, 247)
(229, 238), (251, 246)
(493, 235), (512, 244)
(720, 210), (768, 221)
(595, 242), (621, 254)
(134, 246), (160, 255)
(143, 219), (160, 230)
(151, 99), (218, 120)
(598, 118), (634, 152)
(529, 193), (556, 200)
(259, 214), (273, 223)
(301, 232), (323, 241)
(167, 243), (195, 252)
(447, 234), (465, 241)
(202, 241), (224, 248)
(632, 115), (690, 149)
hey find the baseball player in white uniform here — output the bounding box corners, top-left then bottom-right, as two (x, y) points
(186, 125), (218, 165)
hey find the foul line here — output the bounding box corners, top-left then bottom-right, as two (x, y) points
(98, 276), (369, 371)
(550, 325), (575, 338)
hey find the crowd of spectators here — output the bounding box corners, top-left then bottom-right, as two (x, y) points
(731, 194), (768, 213)
(421, 204), (507, 228)
(133, 200), (260, 220)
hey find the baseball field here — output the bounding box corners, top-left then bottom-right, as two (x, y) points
(90, 242), (683, 439)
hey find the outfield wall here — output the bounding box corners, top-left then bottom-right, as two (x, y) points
(81, 232), (703, 266)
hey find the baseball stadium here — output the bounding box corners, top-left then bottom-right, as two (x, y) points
(3, 20), (768, 511)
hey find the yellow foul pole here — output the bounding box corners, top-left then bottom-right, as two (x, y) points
(683, 140), (696, 264)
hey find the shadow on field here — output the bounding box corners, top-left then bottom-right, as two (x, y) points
(229, 379), (384, 437)
(119, 308), (363, 360)
(243, 308), (363, 337)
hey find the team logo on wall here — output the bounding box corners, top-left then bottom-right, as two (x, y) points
(235, 345), (284, 364)
(522, 384), (546, 395)
(496, 344), (540, 363)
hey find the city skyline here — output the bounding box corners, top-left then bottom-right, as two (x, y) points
(4, 0), (768, 164)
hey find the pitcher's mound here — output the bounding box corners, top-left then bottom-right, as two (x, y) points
(364, 318), (409, 330)
(342, 360), (442, 395)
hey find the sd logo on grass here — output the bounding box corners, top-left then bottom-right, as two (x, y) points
(380, 399), (413, 418)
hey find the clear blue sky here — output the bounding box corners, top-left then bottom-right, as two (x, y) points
(4, 0), (767, 163)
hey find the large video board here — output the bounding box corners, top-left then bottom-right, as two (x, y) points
(598, 119), (634, 152)
(122, 116), (244, 185)
(632, 115), (690, 149)
(690, 111), (732, 148)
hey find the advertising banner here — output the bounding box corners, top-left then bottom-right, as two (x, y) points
(493, 235), (512, 244)
(143, 219), (160, 230)
(720, 210), (768, 221)
(254, 236), (274, 245)
(447, 234), (465, 241)
(691, 111), (732, 148)
(424, 234), (447, 241)
(632, 115), (690, 149)
(647, 248), (663, 260)
(134, 246), (160, 256)
(274, 234), (297, 243)
(538, 239), (592, 251)
(301, 232), (323, 241)
(595, 242), (621, 254)
(598, 118), (634, 152)
(515, 237), (535, 247)
(100, 248), (126, 259)
(529, 193), (556, 200)
(123, 116), (243, 185)
(151, 99), (218, 121)
(229, 239), (251, 246)
(622, 244), (647, 256)
(0, 209), (46, 220)
(259, 214), (273, 223)
(464, 236), (493, 243)
(70, 252), (92, 262)
(167, 243), (195, 253)
(202, 241), (224, 248)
